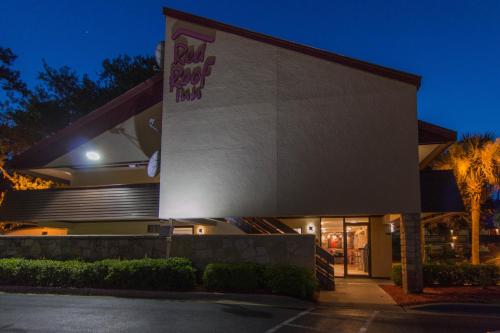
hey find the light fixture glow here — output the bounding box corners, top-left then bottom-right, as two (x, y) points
(86, 151), (101, 161)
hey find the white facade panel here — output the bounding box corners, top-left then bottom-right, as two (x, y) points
(159, 16), (420, 219)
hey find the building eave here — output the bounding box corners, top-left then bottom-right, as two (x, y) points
(6, 74), (163, 170)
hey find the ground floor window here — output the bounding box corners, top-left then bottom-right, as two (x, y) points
(320, 217), (370, 277)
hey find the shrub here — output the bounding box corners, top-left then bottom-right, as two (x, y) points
(391, 264), (402, 286)
(264, 264), (317, 300)
(391, 263), (499, 287)
(0, 258), (196, 291)
(203, 262), (317, 300)
(203, 263), (263, 291)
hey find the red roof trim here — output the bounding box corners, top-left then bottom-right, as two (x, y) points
(163, 7), (421, 88)
(7, 74), (163, 169)
(418, 120), (457, 144)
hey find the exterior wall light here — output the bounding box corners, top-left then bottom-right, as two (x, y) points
(306, 223), (315, 234)
(86, 151), (101, 161)
(197, 227), (204, 235)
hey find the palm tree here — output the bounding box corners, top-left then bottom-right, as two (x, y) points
(434, 134), (499, 264)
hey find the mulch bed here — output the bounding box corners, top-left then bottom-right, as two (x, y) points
(380, 285), (500, 306)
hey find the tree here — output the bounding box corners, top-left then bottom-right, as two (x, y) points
(434, 134), (500, 264)
(0, 49), (157, 161)
(0, 47), (31, 162)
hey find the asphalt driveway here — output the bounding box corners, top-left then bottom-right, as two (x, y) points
(0, 292), (500, 332)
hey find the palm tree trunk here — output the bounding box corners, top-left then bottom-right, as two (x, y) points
(471, 198), (481, 264)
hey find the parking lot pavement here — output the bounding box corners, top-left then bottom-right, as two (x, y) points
(0, 293), (309, 333)
(270, 303), (500, 333)
(1, 292), (500, 333)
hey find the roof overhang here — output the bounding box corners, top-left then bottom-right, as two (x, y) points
(418, 120), (457, 170)
(6, 74), (163, 170)
(418, 120), (457, 144)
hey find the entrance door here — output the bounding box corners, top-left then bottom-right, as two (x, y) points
(344, 223), (370, 276)
(320, 217), (371, 277)
(320, 218), (345, 277)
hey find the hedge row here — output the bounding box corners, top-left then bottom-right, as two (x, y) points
(0, 258), (196, 291)
(203, 263), (317, 300)
(392, 263), (499, 287)
(0, 259), (317, 299)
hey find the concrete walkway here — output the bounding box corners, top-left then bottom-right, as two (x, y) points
(319, 278), (402, 311)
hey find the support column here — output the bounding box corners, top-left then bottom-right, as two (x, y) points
(400, 213), (423, 294)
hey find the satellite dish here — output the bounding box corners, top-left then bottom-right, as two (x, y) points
(147, 150), (160, 178)
(149, 118), (160, 133)
(155, 41), (165, 69)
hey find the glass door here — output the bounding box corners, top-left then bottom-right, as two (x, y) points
(320, 218), (345, 277)
(320, 217), (371, 277)
(344, 222), (370, 276)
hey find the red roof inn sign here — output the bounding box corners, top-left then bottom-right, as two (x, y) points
(168, 28), (216, 102)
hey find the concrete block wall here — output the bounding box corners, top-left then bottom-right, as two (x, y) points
(170, 234), (315, 271)
(0, 234), (315, 272)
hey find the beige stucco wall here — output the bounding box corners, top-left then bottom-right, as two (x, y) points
(4, 227), (68, 236)
(279, 217), (321, 239)
(370, 216), (392, 278)
(160, 16), (421, 219)
(65, 221), (151, 235)
(35, 220), (244, 236)
(197, 221), (245, 235)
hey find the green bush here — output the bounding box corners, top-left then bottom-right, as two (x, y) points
(203, 262), (317, 300)
(391, 263), (499, 287)
(264, 264), (317, 300)
(202, 263), (263, 291)
(391, 264), (402, 286)
(0, 258), (196, 291)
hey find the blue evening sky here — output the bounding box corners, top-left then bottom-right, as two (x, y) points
(1, 0), (499, 136)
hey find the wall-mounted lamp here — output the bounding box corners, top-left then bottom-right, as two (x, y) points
(197, 227), (204, 235)
(306, 223), (315, 234)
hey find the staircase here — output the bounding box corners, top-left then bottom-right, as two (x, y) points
(225, 217), (335, 290)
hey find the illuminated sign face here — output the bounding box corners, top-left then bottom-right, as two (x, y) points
(168, 28), (216, 103)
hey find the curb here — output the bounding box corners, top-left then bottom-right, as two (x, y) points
(0, 286), (313, 309)
(404, 302), (500, 318)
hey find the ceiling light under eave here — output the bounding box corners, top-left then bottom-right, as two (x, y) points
(85, 151), (101, 161)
